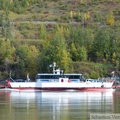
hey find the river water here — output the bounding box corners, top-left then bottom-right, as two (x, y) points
(0, 90), (120, 120)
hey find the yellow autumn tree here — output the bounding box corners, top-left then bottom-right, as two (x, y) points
(112, 52), (116, 64)
(10, 0), (13, 4)
(70, 11), (73, 18)
(106, 11), (115, 25)
(26, 0), (30, 6)
(83, 12), (91, 21)
(87, 12), (91, 20)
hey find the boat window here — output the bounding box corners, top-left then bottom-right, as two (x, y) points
(64, 75), (80, 79)
(54, 75), (61, 79)
(42, 75), (53, 79)
(36, 74), (83, 81)
(44, 75), (51, 79)
(15, 79), (26, 82)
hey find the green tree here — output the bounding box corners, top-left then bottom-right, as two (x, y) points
(90, 71), (100, 79)
(26, 45), (39, 76)
(15, 44), (29, 77)
(0, 14), (3, 26)
(70, 42), (78, 61)
(39, 23), (47, 40)
(15, 44), (39, 77)
(92, 28), (110, 62)
(0, 39), (15, 76)
(3, 14), (11, 40)
(42, 25), (71, 73)
(0, 1), (11, 40)
(77, 46), (87, 61)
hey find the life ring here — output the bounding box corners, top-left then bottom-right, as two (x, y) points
(68, 79), (71, 82)
(61, 79), (64, 82)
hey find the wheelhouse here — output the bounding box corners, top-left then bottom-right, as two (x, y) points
(36, 73), (84, 82)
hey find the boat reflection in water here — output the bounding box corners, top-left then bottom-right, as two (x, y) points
(4, 90), (116, 120)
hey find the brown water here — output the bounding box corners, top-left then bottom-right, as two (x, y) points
(0, 90), (120, 120)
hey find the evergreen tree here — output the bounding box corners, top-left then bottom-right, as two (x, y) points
(92, 28), (110, 62)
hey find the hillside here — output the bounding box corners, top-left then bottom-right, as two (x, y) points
(8, 0), (120, 22)
(0, 0), (120, 39)
(0, 0), (120, 79)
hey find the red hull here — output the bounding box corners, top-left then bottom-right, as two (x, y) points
(112, 85), (120, 89)
(0, 84), (6, 88)
(8, 87), (114, 92)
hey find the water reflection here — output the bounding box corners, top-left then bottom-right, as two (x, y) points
(0, 90), (120, 120)
(113, 90), (120, 113)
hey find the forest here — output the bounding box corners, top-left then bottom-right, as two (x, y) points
(0, 0), (120, 80)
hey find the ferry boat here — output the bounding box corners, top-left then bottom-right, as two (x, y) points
(6, 62), (115, 91)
